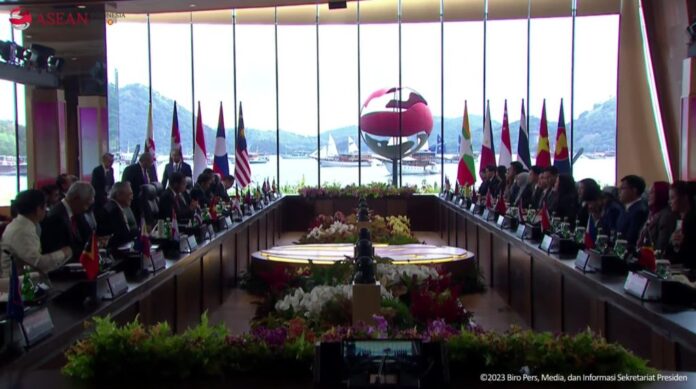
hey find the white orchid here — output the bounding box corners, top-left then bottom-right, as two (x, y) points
(275, 284), (393, 318)
(375, 263), (439, 287)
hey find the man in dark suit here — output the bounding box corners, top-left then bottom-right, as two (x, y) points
(91, 153), (115, 209)
(122, 152), (156, 221)
(616, 175), (649, 249)
(504, 161), (525, 204)
(190, 171), (215, 208)
(96, 181), (138, 248)
(159, 172), (197, 221)
(528, 166), (544, 209)
(161, 149), (192, 189)
(40, 181), (95, 261)
(478, 165), (501, 197)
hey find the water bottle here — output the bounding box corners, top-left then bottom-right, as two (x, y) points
(165, 218), (172, 240)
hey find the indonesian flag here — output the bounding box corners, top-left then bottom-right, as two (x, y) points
(516, 99), (532, 171)
(213, 102), (230, 177)
(79, 232), (99, 281)
(170, 101), (182, 155)
(553, 99), (571, 175)
(234, 102), (252, 188)
(540, 203), (551, 232)
(193, 102), (208, 178)
(498, 100), (512, 168)
(536, 99), (551, 168)
(479, 100), (496, 178)
(457, 100), (476, 187)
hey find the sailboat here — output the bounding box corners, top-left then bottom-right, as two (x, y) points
(380, 137), (440, 175)
(313, 134), (371, 167)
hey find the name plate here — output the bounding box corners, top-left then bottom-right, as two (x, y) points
(482, 209), (491, 221)
(106, 271), (128, 299)
(469, 204), (476, 213)
(180, 235), (198, 253)
(496, 215), (506, 228)
(220, 216), (232, 229)
(20, 307), (54, 347)
(145, 250), (166, 272)
(624, 271), (650, 300)
(574, 250), (592, 272)
(516, 223), (527, 239)
(540, 235), (554, 252)
(207, 224), (215, 239)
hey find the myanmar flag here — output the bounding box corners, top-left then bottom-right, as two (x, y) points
(535, 99), (551, 168)
(457, 101), (476, 187)
(553, 99), (571, 175)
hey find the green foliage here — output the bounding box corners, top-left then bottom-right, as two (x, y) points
(305, 261), (353, 288)
(380, 298), (415, 329)
(447, 327), (656, 378)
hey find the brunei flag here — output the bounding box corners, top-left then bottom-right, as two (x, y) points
(479, 100), (496, 178)
(213, 102), (230, 177)
(553, 100), (571, 175)
(516, 99), (532, 170)
(457, 101), (476, 187)
(535, 99), (551, 168)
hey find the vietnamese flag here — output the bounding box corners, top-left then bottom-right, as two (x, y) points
(79, 232), (100, 281)
(535, 99), (551, 168)
(553, 99), (571, 175)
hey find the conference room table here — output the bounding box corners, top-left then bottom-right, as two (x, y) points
(437, 196), (696, 372)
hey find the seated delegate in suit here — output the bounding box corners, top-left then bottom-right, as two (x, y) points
(161, 149), (193, 189)
(41, 184), (61, 211)
(0, 190), (72, 282)
(598, 186), (624, 234)
(40, 182), (95, 262)
(121, 152), (156, 221)
(549, 174), (578, 227)
(96, 182), (139, 248)
(527, 166), (544, 209)
(637, 181), (677, 252)
(91, 152), (115, 209)
(190, 172), (215, 208)
(539, 166), (559, 210)
(616, 175), (649, 248)
(577, 178), (601, 227)
(504, 162), (525, 204)
(159, 172), (198, 221)
(478, 165), (501, 197)
(666, 181), (696, 268)
(56, 173), (78, 200)
(512, 172), (531, 208)
(201, 169), (231, 202)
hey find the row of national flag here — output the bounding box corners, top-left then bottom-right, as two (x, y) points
(143, 101), (252, 188)
(457, 99), (571, 187)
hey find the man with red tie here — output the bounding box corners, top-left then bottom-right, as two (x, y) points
(40, 182), (95, 262)
(122, 152), (157, 221)
(158, 172), (197, 222)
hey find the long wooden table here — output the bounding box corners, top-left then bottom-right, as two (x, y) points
(0, 196), (284, 373)
(437, 197), (696, 371)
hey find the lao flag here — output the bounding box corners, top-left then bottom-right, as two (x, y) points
(193, 102), (208, 178)
(213, 103), (230, 177)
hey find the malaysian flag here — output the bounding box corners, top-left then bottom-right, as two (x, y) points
(234, 102), (251, 188)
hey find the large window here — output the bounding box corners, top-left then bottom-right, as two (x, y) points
(103, 0), (620, 192)
(0, 19), (25, 205)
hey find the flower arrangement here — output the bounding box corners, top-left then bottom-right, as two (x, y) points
(298, 182), (417, 199)
(299, 212), (420, 245)
(62, 314), (655, 382)
(274, 284), (393, 319)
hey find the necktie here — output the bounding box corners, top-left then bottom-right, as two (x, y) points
(175, 163), (179, 173)
(70, 215), (79, 238)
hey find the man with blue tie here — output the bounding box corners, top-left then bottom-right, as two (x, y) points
(161, 149), (192, 189)
(616, 175), (649, 250)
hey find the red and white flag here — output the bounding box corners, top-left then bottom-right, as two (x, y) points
(498, 100), (512, 167)
(193, 102), (208, 178)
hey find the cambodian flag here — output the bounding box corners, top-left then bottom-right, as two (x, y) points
(213, 102), (229, 177)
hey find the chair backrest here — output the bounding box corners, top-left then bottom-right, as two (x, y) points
(139, 184), (159, 225)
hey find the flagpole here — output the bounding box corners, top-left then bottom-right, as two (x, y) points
(190, 12), (196, 159)
(397, 0), (403, 187)
(274, 7), (280, 186)
(357, 0), (362, 186)
(570, 0), (577, 176)
(526, 0), (531, 138)
(439, 0), (445, 188)
(147, 13), (152, 104)
(232, 10), (238, 143)
(316, 4), (321, 188)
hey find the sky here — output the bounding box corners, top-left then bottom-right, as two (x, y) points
(1, 11), (619, 137)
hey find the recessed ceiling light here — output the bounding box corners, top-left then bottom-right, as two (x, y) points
(71, 57), (78, 61)
(25, 35), (32, 38)
(189, 4), (196, 7)
(77, 5), (87, 9)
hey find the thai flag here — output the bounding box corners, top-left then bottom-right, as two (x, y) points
(213, 103), (230, 177)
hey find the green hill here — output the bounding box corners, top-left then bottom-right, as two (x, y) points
(109, 83), (616, 157)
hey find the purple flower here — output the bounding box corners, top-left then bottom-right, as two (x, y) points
(251, 326), (287, 348)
